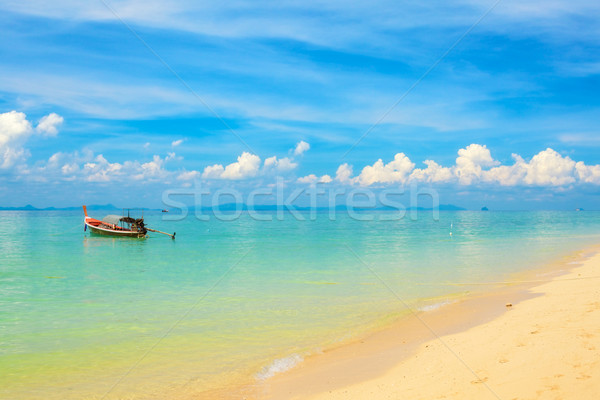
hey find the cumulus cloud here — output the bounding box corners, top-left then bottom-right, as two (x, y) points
(132, 154), (172, 181)
(454, 144), (499, 185)
(335, 163), (354, 184)
(81, 153), (176, 183)
(0, 111), (32, 169)
(11, 137), (600, 190)
(177, 170), (200, 181)
(202, 164), (226, 179)
(202, 150), (303, 180)
(319, 174), (332, 183)
(357, 153), (415, 186)
(297, 174), (318, 184)
(294, 140), (310, 156)
(297, 173), (332, 184)
(576, 162), (600, 184)
(0, 110), (63, 169)
(0, 111), (33, 144)
(327, 144), (600, 188)
(36, 113), (64, 136)
(410, 160), (453, 183)
(25, 150), (178, 184)
(2, 115), (305, 184)
(485, 154), (528, 186)
(202, 152), (261, 180)
(84, 155), (124, 182)
(263, 156), (298, 173)
(221, 152), (261, 179)
(521, 148), (576, 186)
(485, 149), (578, 186)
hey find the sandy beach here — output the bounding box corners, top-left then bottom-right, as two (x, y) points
(258, 248), (600, 400)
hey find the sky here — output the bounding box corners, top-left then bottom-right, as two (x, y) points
(1, 0), (599, 209)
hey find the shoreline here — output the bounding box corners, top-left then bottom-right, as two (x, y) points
(249, 245), (600, 399)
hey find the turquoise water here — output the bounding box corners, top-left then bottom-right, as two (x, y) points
(1, 210), (600, 399)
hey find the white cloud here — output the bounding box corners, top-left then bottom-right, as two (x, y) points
(221, 152), (261, 179)
(61, 162), (79, 175)
(454, 144), (499, 185)
(24, 150), (177, 184)
(0, 111), (33, 145)
(84, 155), (123, 182)
(202, 152), (261, 180)
(202, 164), (225, 179)
(165, 152), (181, 162)
(335, 163), (354, 184)
(485, 149), (577, 187)
(319, 174), (332, 183)
(11, 139), (600, 190)
(276, 157), (297, 171)
(575, 162), (600, 184)
(357, 153), (415, 186)
(263, 156), (298, 173)
(293, 140), (310, 156)
(297, 174), (318, 184)
(521, 148), (576, 186)
(485, 154), (528, 186)
(132, 155), (170, 181)
(0, 110), (62, 169)
(202, 151), (302, 180)
(36, 113), (63, 136)
(15, 142), (301, 185)
(177, 170), (200, 181)
(171, 139), (184, 147)
(264, 156), (277, 168)
(1, 147), (28, 170)
(297, 173), (332, 184)
(327, 144), (600, 188)
(409, 160), (453, 183)
(0, 111), (33, 169)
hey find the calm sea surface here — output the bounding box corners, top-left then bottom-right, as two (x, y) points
(1, 210), (599, 398)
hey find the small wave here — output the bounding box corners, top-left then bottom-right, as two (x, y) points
(256, 354), (304, 380)
(418, 300), (453, 312)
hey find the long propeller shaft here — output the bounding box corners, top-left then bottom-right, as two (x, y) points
(146, 227), (176, 239)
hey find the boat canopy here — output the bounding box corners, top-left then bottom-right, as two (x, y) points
(102, 215), (123, 225)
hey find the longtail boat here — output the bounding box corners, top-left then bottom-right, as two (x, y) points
(83, 205), (175, 239)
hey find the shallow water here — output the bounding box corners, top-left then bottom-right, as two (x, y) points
(1, 210), (599, 398)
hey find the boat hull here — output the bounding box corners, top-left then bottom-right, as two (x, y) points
(85, 221), (145, 238)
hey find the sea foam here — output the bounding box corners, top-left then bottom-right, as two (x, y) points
(256, 354), (304, 380)
(418, 300), (453, 312)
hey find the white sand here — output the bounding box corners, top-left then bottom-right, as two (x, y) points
(261, 250), (600, 400)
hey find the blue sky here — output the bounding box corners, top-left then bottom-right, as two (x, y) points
(1, 1), (599, 209)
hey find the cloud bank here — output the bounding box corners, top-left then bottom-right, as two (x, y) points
(319, 144), (600, 187)
(199, 141), (308, 180)
(40, 143), (600, 188)
(2, 111), (598, 191)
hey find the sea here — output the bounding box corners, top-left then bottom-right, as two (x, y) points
(1, 209), (600, 399)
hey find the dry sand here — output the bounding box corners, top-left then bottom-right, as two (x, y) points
(258, 249), (600, 400)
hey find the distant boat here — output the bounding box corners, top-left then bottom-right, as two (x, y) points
(162, 209), (169, 213)
(83, 206), (175, 239)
